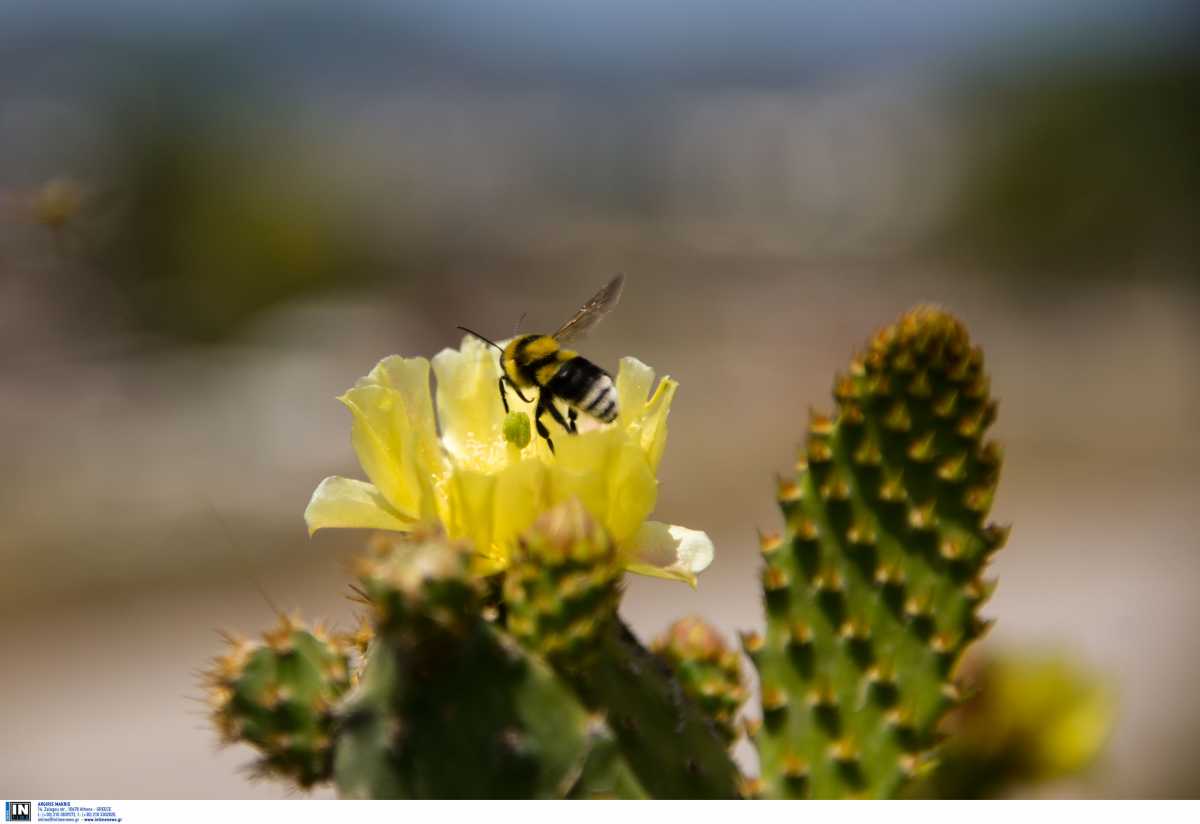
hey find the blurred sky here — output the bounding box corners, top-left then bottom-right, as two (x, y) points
(2, 1), (1197, 93)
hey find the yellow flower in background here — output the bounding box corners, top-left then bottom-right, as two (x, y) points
(305, 336), (714, 585)
(960, 654), (1115, 779)
(918, 652), (1116, 797)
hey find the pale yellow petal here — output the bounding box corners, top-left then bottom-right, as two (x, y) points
(548, 428), (619, 530)
(361, 355), (446, 481)
(622, 521), (714, 588)
(615, 356), (654, 436)
(304, 476), (414, 535)
(446, 468), (497, 565)
(432, 336), (522, 473)
(614, 356), (677, 470)
(605, 443), (657, 545)
(339, 384), (433, 520)
(492, 457), (549, 555)
(638, 375), (677, 471)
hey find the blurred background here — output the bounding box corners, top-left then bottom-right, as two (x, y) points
(1, 0), (1197, 799)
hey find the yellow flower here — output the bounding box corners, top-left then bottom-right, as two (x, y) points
(305, 337), (714, 585)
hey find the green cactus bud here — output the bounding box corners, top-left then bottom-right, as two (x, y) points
(651, 617), (748, 747)
(206, 614), (352, 787)
(752, 306), (1008, 799)
(499, 504), (741, 798)
(504, 500), (622, 666)
(354, 528), (483, 639)
(335, 529), (646, 799)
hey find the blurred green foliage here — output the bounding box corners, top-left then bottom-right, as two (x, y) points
(946, 57), (1200, 283)
(99, 114), (371, 343)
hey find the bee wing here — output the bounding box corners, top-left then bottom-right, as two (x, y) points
(552, 274), (625, 343)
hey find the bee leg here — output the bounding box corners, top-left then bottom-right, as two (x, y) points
(542, 396), (574, 436)
(534, 397), (555, 453)
(566, 407), (578, 434)
(508, 377), (533, 404)
(499, 376), (533, 412)
(497, 377), (510, 413)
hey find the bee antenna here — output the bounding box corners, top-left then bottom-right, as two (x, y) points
(456, 326), (504, 351)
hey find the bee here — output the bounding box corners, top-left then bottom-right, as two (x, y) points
(457, 274), (624, 452)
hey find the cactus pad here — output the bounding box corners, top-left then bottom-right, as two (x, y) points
(498, 504), (741, 798)
(504, 500), (623, 666)
(335, 529), (646, 799)
(751, 306), (1007, 799)
(206, 614), (353, 787)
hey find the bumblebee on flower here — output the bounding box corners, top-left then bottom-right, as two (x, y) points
(304, 305), (713, 586)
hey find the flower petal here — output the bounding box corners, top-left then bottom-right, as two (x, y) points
(614, 356), (677, 471)
(615, 356), (655, 433)
(340, 383), (435, 520)
(638, 374), (677, 471)
(446, 468), (497, 567)
(548, 428), (655, 545)
(492, 457), (549, 556)
(304, 476), (414, 535)
(432, 336), (524, 473)
(622, 521), (714, 588)
(605, 443), (658, 544)
(361, 355), (446, 481)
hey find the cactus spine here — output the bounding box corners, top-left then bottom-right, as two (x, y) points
(750, 306), (1007, 799)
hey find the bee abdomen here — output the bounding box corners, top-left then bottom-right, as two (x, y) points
(547, 357), (618, 423)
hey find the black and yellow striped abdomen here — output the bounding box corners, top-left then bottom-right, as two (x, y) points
(545, 356), (618, 423)
(502, 334), (618, 423)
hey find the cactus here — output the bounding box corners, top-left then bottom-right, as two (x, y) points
(748, 306), (1007, 799)
(205, 614), (353, 787)
(503, 500), (623, 667)
(651, 617), (748, 748)
(204, 305), (1110, 800)
(505, 503), (742, 799)
(336, 529), (646, 799)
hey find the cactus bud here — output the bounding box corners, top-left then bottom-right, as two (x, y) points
(651, 617), (748, 747)
(205, 614), (352, 787)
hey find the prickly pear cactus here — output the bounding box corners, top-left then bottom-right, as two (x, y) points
(506, 504), (743, 799)
(504, 499), (623, 667)
(748, 306), (1007, 799)
(336, 529), (646, 799)
(199, 304), (1084, 801)
(206, 615), (353, 787)
(651, 617), (748, 748)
